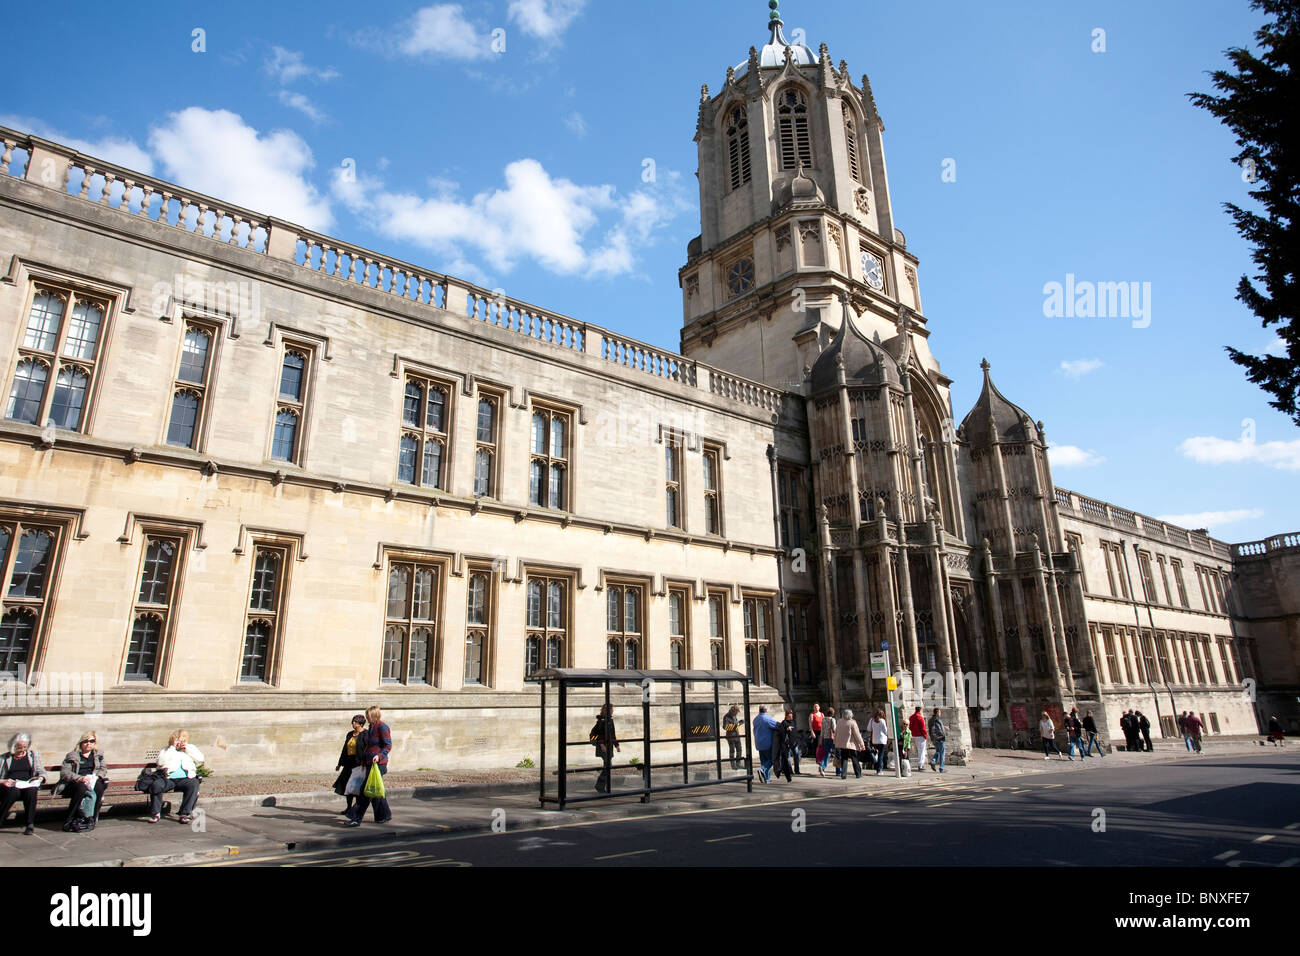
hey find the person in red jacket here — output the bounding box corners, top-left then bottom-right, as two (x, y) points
(1184, 712), (1204, 753)
(908, 707), (929, 770)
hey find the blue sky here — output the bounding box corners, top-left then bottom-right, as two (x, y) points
(4, 0), (1296, 542)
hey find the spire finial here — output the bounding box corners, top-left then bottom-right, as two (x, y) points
(769, 0), (781, 23)
(980, 357), (991, 373)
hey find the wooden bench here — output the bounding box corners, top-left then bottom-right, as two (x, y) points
(2, 755), (169, 823)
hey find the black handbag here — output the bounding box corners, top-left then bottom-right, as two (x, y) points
(133, 767), (167, 795)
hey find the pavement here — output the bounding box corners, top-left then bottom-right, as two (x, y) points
(0, 735), (1283, 867)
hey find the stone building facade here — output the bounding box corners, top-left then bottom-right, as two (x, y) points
(0, 5), (1287, 773)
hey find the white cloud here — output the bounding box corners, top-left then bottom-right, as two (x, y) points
(150, 108), (332, 231)
(1059, 358), (1103, 378)
(1047, 443), (1106, 468)
(1265, 337), (1287, 357)
(264, 46), (338, 84)
(1156, 508), (1264, 530)
(331, 159), (687, 278)
(1178, 434), (1300, 470)
(508, 0), (587, 41)
(278, 90), (327, 124)
(562, 112), (588, 137)
(0, 114), (153, 174)
(401, 5), (496, 60)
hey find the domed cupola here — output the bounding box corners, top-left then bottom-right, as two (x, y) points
(809, 293), (901, 395)
(959, 359), (1043, 446)
(736, 0), (817, 74)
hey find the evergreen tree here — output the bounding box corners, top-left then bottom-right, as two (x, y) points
(1189, 0), (1300, 424)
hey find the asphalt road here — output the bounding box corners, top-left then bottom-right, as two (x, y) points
(205, 753), (1300, 867)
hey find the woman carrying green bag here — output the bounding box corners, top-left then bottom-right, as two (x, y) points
(344, 705), (392, 828)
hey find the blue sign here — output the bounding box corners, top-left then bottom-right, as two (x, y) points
(881, 641), (889, 650)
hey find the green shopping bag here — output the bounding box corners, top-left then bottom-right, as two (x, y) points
(363, 763), (386, 799)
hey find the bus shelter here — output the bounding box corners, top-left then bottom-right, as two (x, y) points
(530, 668), (753, 809)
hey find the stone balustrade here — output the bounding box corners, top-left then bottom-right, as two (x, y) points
(1230, 532), (1298, 560)
(1054, 485), (1238, 561)
(0, 124), (789, 420)
(2, 128), (269, 253)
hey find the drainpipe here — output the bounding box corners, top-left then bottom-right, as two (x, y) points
(767, 445), (794, 706)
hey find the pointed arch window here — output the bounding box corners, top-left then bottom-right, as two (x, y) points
(397, 374), (451, 489)
(777, 88), (812, 170)
(525, 574), (568, 676)
(842, 102), (862, 183)
(529, 406), (569, 510)
(1, 520), (62, 677)
(383, 557), (440, 685)
(125, 535), (182, 682)
(605, 583), (644, 669)
(726, 105), (752, 190)
(271, 344), (313, 464)
(168, 323), (216, 450)
(6, 283), (109, 433)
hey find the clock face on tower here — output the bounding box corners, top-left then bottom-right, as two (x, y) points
(860, 250), (885, 291)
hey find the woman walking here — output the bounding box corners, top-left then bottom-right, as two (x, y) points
(1039, 711), (1063, 759)
(833, 709), (867, 779)
(817, 707), (838, 776)
(345, 706), (392, 827)
(929, 709), (947, 773)
(865, 709), (891, 775)
(591, 703), (620, 793)
(332, 714), (367, 816)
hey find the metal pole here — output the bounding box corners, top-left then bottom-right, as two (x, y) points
(714, 680), (723, 779)
(539, 678), (547, 808)
(681, 679), (689, 785)
(743, 679), (753, 793)
(557, 677), (567, 810)
(641, 680), (651, 803)
(886, 645), (901, 778)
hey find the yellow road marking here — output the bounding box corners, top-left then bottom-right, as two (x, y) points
(1253, 834), (1275, 843)
(594, 848), (657, 860)
(1214, 850), (1239, 860)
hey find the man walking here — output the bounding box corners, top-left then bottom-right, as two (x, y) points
(1184, 711), (1204, 753)
(1122, 709), (1139, 751)
(1065, 707), (1088, 760)
(1083, 710), (1106, 756)
(929, 708), (947, 773)
(1137, 711), (1153, 752)
(909, 707), (929, 771)
(1178, 711), (1193, 752)
(753, 705), (780, 782)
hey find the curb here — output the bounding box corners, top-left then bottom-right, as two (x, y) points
(196, 779), (538, 810)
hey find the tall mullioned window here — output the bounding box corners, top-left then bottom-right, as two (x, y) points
(6, 283), (109, 432)
(242, 546), (287, 683)
(0, 520), (60, 677)
(529, 407), (569, 510)
(708, 591), (728, 670)
(702, 444), (722, 535)
(524, 575), (567, 676)
(125, 535), (183, 682)
(398, 375), (451, 489)
(605, 583), (644, 669)
(665, 438), (683, 529)
(167, 323), (216, 449)
(668, 588), (689, 669)
(272, 345), (311, 464)
(474, 394), (499, 497)
(778, 465), (806, 550)
(742, 595), (772, 685)
(464, 568), (493, 685)
(726, 105), (752, 190)
(384, 559), (439, 684)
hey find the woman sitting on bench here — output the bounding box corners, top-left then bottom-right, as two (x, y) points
(57, 731), (108, 832)
(0, 732), (46, 835)
(144, 729), (204, 825)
